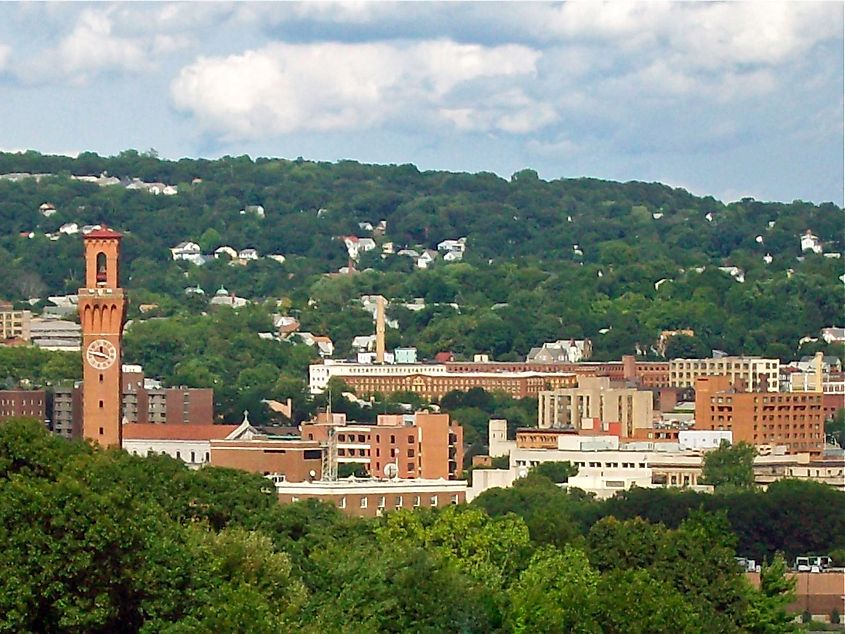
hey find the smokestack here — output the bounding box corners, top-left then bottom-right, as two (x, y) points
(375, 295), (386, 364)
(814, 351), (824, 393)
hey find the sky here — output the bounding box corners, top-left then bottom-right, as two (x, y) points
(0, 2), (842, 205)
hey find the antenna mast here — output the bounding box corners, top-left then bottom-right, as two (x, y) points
(322, 426), (337, 481)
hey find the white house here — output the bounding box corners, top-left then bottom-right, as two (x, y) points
(267, 254), (287, 264)
(358, 238), (377, 252)
(241, 204), (265, 218)
(437, 237), (467, 253)
(171, 241), (201, 261)
(39, 203), (57, 217)
(238, 248), (259, 261)
(801, 230), (823, 254)
(718, 266), (745, 283)
(821, 327), (845, 344)
(59, 222), (79, 235)
(214, 245), (238, 260)
(352, 334), (377, 352)
(416, 249), (438, 269)
(443, 250), (463, 262)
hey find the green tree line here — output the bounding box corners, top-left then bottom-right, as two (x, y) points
(3, 418), (842, 632)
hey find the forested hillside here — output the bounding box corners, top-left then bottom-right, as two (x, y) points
(1, 150), (842, 363)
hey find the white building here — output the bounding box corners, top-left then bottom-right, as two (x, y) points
(437, 237), (467, 253)
(170, 241), (201, 261)
(214, 246), (238, 260)
(122, 421), (251, 468)
(209, 286), (248, 308)
(801, 230), (823, 254)
(527, 339), (592, 363)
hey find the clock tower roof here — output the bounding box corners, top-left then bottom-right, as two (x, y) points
(84, 226), (123, 239)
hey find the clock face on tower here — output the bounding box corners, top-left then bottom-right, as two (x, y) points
(86, 339), (117, 370)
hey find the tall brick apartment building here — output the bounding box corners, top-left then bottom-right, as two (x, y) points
(695, 376), (825, 455)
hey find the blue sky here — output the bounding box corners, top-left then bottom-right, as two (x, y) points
(0, 2), (842, 204)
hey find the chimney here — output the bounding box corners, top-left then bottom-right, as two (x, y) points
(814, 351), (824, 393)
(375, 295), (386, 364)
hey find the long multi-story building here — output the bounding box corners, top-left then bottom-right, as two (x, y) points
(310, 361), (577, 399)
(670, 356), (780, 392)
(694, 376), (825, 455)
(537, 377), (654, 437)
(275, 477), (467, 517)
(301, 412), (464, 480)
(29, 317), (82, 351)
(309, 355), (671, 396)
(0, 389), (47, 423)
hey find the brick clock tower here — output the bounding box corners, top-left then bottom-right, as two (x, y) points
(78, 227), (127, 448)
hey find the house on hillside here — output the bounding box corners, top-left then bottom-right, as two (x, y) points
(238, 248), (259, 261)
(59, 223), (79, 235)
(801, 230), (823, 254)
(240, 204), (265, 218)
(527, 339), (592, 363)
(821, 327), (845, 344)
(39, 203), (57, 217)
(171, 241), (201, 260)
(214, 246), (238, 260)
(437, 237), (467, 253)
(718, 266), (745, 283)
(416, 249), (438, 269)
(209, 286), (248, 308)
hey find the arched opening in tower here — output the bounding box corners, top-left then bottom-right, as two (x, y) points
(96, 252), (107, 284)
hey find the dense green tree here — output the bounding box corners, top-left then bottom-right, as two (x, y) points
(702, 441), (757, 490)
(506, 546), (600, 633)
(531, 460), (578, 483)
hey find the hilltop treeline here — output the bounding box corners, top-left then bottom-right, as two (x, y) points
(4, 418), (845, 632)
(0, 150), (842, 362)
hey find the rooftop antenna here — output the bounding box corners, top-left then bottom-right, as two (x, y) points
(321, 426), (337, 481)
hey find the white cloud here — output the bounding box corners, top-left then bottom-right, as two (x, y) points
(9, 6), (195, 85)
(171, 40), (544, 138)
(0, 43), (10, 71)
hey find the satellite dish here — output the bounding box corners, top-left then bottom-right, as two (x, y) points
(384, 463), (399, 479)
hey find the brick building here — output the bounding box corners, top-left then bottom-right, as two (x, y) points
(0, 389), (47, 423)
(695, 376), (825, 455)
(301, 412), (464, 479)
(122, 365), (214, 424)
(210, 436), (324, 481)
(310, 355), (670, 396)
(336, 370), (577, 400)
